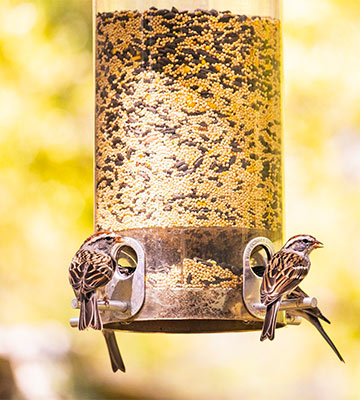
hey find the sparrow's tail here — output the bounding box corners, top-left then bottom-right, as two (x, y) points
(304, 308), (331, 325)
(302, 313), (344, 363)
(103, 330), (126, 373)
(260, 300), (280, 341)
(79, 292), (102, 331)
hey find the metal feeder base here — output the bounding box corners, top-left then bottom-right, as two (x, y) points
(70, 228), (309, 334)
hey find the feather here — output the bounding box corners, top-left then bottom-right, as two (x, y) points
(103, 330), (126, 373)
(294, 311), (344, 362)
(287, 287), (344, 362)
(260, 300), (281, 341)
(260, 245), (311, 341)
(78, 292), (102, 331)
(69, 247), (116, 331)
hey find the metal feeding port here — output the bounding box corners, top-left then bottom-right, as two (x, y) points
(101, 237), (145, 322)
(242, 237), (318, 327)
(243, 237), (276, 320)
(70, 237), (145, 328)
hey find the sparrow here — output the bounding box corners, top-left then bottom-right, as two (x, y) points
(287, 287), (344, 362)
(69, 231), (121, 330)
(69, 231), (127, 373)
(103, 330), (126, 372)
(260, 234), (323, 341)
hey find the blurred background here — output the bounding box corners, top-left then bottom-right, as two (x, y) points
(0, 0), (359, 398)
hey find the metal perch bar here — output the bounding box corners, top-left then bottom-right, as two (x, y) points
(71, 298), (128, 312)
(70, 317), (79, 328)
(285, 314), (302, 326)
(253, 296), (317, 312)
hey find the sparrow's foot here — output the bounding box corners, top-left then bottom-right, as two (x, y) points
(102, 295), (110, 306)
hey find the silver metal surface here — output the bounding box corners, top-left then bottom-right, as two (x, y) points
(100, 237), (145, 323)
(242, 236), (275, 319)
(285, 314), (302, 326)
(71, 298), (128, 312)
(253, 296), (318, 312)
(70, 317), (79, 328)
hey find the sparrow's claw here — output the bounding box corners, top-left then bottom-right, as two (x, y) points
(102, 295), (110, 306)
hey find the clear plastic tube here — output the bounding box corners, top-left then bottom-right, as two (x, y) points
(94, 0), (282, 332)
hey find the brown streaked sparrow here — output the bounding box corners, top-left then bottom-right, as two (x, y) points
(287, 287), (344, 362)
(260, 234), (323, 341)
(69, 231), (122, 330)
(103, 330), (126, 372)
(69, 231), (127, 373)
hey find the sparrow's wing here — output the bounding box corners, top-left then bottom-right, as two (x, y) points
(288, 287), (331, 324)
(261, 252), (309, 305)
(291, 286), (308, 298)
(70, 249), (115, 295)
(303, 308), (331, 324)
(291, 310), (344, 362)
(69, 256), (86, 294)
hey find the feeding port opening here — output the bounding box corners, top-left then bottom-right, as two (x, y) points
(115, 245), (138, 277)
(242, 236), (276, 320)
(250, 245), (271, 277)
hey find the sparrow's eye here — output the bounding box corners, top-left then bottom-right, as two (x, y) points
(105, 237), (114, 244)
(303, 239), (309, 244)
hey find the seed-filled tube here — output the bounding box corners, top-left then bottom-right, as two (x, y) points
(94, 0), (282, 331)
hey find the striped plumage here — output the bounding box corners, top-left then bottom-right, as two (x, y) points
(69, 231), (127, 373)
(260, 234), (323, 341)
(69, 231), (120, 331)
(287, 287), (344, 362)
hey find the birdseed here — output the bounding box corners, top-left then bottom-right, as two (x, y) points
(147, 257), (242, 289)
(95, 8), (282, 232)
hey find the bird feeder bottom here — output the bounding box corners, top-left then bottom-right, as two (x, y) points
(104, 319), (285, 334)
(96, 226), (284, 333)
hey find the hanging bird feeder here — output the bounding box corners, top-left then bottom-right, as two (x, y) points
(71, 0), (317, 334)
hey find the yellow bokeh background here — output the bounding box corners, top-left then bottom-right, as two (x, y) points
(0, 0), (359, 398)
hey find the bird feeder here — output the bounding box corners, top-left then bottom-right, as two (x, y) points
(71, 0), (317, 334)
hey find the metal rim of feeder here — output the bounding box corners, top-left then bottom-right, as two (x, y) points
(242, 236), (275, 319)
(112, 237), (144, 281)
(105, 237), (146, 321)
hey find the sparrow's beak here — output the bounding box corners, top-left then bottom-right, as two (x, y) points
(313, 240), (324, 249)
